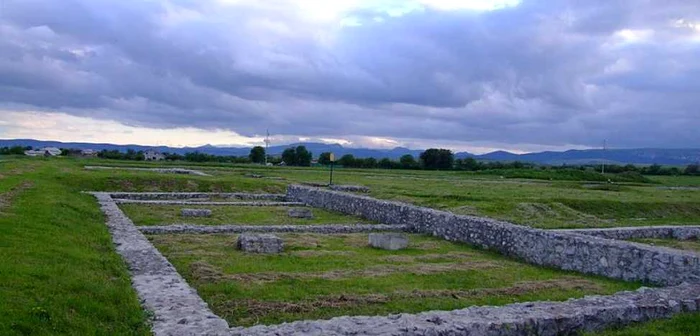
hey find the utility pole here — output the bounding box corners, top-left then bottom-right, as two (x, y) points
(264, 129), (271, 166)
(329, 153), (335, 186)
(601, 139), (607, 175)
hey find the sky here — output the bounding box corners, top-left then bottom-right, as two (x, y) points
(0, 0), (699, 154)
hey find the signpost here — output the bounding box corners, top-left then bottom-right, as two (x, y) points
(329, 153), (335, 186)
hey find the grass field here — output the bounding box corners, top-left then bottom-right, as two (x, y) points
(0, 158), (149, 335)
(120, 204), (373, 226)
(147, 232), (640, 326)
(1, 156), (699, 334)
(89, 158), (700, 229)
(632, 238), (700, 253)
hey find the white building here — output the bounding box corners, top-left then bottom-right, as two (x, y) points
(144, 150), (165, 161)
(80, 149), (97, 157)
(24, 147), (61, 157)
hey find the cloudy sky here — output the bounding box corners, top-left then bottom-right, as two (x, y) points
(0, 0), (698, 153)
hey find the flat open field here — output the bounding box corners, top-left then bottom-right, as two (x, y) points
(148, 232), (638, 326)
(1, 156), (699, 334)
(120, 204), (373, 226)
(91, 159), (700, 229)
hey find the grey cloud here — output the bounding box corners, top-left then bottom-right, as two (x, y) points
(0, 0), (699, 149)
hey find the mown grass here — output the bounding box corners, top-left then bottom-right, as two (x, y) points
(120, 204), (373, 226)
(590, 312), (700, 335)
(631, 238), (700, 253)
(148, 233), (641, 326)
(0, 158), (150, 335)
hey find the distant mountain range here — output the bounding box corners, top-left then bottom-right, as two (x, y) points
(2, 139), (699, 165)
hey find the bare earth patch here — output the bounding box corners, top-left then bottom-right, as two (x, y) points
(0, 181), (34, 214)
(190, 260), (502, 284)
(219, 277), (602, 325)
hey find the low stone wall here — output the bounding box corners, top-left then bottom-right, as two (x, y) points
(109, 192), (287, 201)
(113, 199), (305, 206)
(94, 189), (700, 335)
(139, 224), (410, 235)
(90, 193), (230, 335)
(287, 185), (700, 286)
(234, 283), (700, 336)
(329, 185), (370, 193)
(556, 226), (700, 241)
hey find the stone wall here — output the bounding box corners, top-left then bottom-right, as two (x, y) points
(556, 226), (700, 241)
(109, 192), (287, 201)
(235, 283), (700, 336)
(90, 193), (231, 335)
(287, 185), (700, 286)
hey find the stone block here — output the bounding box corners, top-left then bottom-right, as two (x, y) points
(181, 208), (212, 217)
(236, 233), (283, 253)
(369, 233), (409, 250)
(288, 208), (314, 219)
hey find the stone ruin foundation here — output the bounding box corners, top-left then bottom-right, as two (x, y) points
(369, 233), (409, 250)
(236, 233), (284, 254)
(89, 190), (700, 335)
(181, 208), (212, 217)
(287, 207), (314, 219)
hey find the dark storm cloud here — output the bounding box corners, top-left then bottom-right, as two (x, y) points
(0, 0), (699, 148)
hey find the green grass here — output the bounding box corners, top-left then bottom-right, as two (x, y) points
(147, 233), (641, 326)
(631, 238), (700, 253)
(1, 156), (698, 333)
(591, 312), (700, 335)
(73, 158), (700, 229)
(120, 204), (373, 226)
(0, 158), (150, 335)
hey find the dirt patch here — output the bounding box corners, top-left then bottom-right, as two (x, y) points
(222, 260), (501, 284)
(393, 277), (602, 299)
(284, 235), (323, 249)
(220, 277), (602, 324)
(290, 250), (357, 258)
(186, 180), (200, 190)
(0, 181), (34, 214)
(382, 252), (477, 263)
(189, 261), (226, 283)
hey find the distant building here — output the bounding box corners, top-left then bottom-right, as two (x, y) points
(144, 150), (165, 161)
(24, 147), (61, 157)
(80, 149), (98, 157)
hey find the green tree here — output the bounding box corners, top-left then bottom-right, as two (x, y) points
(318, 152), (333, 165)
(420, 148), (454, 170)
(249, 146), (266, 164)
(378, 158), (393, 169)
(399, 154), (418, 169)
(338, 154), (356, 167)
(295, 146), (312, 166)
(420, 148), (454, 169)
(9, 146), (26, 155)
(685, 164), (700, 175)
(457, 157), (480, 171)
(362, 157), (378, 168)
(281, 148), (297, 166)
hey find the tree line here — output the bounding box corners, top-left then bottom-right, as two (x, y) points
(3, 145), (699, 176)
